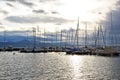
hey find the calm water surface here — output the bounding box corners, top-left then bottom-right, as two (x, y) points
(0, 52), (120, 80)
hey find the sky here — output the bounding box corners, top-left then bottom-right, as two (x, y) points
(0, 0), (119, 31)
(0, 0), (120, 45)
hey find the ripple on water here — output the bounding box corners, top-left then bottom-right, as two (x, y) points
(0, 52), (120, 80)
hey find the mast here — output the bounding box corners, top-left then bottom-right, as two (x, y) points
(39, 28), (41, 47)
(68, 31), (70, 47)
(60, 29), (63, 51)
(55, 27), (58, 48)
(71, 28), (74, 46)
(95, 26), (100, 47)
(77, 17), (79, 47)
(44, 28), (46, 47)
(74, 17), (79, 48)
(3, 29), (6, 50)
(37, 26), (41, 47)
(60, 29), (62, 47)
(94, 26), (97, 47)
(26, 30), (29, 47)
(99, 25), (106, 47)
(85, 22), (87, 48)
(33, 28), (36, 50)
(110, 12), (114, 46)
(65, 31), (68, 48)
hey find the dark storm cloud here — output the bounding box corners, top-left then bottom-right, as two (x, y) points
(32, 10), (46, 14)
(6, 3), (14, 7)
(5, 16), (73, 24)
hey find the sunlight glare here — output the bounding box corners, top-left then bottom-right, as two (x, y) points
(70, 55), (84, 79)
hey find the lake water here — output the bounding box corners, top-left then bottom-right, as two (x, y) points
(0, 52), (120, 80)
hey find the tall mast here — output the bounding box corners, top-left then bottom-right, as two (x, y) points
(26, 30), (29, 47)
(44, 28), (45, 47)
(68, 31), (70, 47)
(99, 25), (106, 47)
(60, 29), (62, 47)
(33, 28), (36, 50)
(111, 12), (114, 46)
(74, 17), (79, 48)
(94, 26), (96, 47)
(65, 31), (68, 48)
(85, 22), (87, 48)
(56, 27), (58, 47)
(95, 26), (100, 47)
(71, 28), (74, 46)
(3, 29), (6, 50)
(39, 28), (41, 47)
(77, 17), (79, 47)
(37, 26), (40, 47)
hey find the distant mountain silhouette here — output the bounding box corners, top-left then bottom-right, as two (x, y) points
(0, 35), (68, 48)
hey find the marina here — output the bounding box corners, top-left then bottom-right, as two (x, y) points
(0, 17), (120, 57)
(0, 0), (120, 79)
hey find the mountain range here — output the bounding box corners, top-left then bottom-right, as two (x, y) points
(0, 35), (68, 48)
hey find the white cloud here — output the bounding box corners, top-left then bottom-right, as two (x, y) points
(0, 0), (119, 33)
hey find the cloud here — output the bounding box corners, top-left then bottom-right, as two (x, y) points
(102, 7), (120, 33)
(51, 11), (59, 14)
(6, 3), (14, 7)
(3, 0), (15, 2)
(0, 10), (8, 14)
(39, 0), (61, 6)
(0, 25), (4, 29)
(0, 23), (2, 25)
(5, 16), (72, 24)
(32, 9), (46, 14)
(17, 0), (34, 7)
(116, 0), (120, 7)
(39, 0), (57, 2)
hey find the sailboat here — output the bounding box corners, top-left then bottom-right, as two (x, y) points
(93, 24), (119, 56)
(66, 17), (84, 55)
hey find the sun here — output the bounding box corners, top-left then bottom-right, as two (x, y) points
(59, 0), (99, 21)
(58, 0), (118, 24)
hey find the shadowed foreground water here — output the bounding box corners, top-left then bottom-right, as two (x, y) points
(0, 52), (120, 80)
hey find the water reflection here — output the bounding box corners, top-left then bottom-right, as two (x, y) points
(0, 52), (120, 79)
(70, 55), (84, 80)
